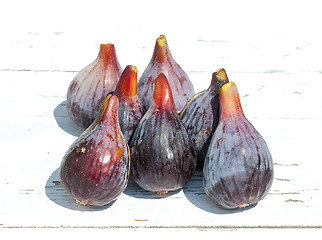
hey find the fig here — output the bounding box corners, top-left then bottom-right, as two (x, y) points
(113, 65), (145, 142)
(130, 73), (197, 194)
(138, 34), (195, 112)
(66, 43), (123, 128)
(203, 82), (273, 209)
(60, 94), (130, 206)
(180, 68), (229, 168)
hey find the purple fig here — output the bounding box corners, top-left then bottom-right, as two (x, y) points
(130, 73), (197, 194)
(60, 94), (130, 206)
(203, 82), (274, 209)
(66, 43), (123, 128)
(113, 65), (145, 142)
(180, 68), (229, 168)
(138, 34), (195, 112)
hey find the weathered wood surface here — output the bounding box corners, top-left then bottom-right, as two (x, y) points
(1, 0), (322, 237)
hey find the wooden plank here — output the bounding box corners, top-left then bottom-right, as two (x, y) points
(0, 70), (321, 229)
(1, 228), (322, 239)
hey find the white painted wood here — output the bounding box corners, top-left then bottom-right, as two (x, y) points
(1, 228), (322, 240)
(1, 0), (322, 235)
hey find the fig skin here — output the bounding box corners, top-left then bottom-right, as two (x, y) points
(66, 43), (123, 128)
(180, 68), (229, 168)
(113, 65), (145, 142)
(60, 94), (130, 206)
(138, 34), (195, 112)
(130, 73), (197, 194)
(203, 82), (273, 209)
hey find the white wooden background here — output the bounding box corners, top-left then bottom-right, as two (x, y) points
(1, 0), (322, 238)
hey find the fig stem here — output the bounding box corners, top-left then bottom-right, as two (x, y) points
(209, 68), (229, 94)
(157, 35), (167, 47)
(216, 68), (228, 82)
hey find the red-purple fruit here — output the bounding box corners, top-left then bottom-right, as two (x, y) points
(130, 73), (197, 194)
(180, 68), (229, 168)
(66, 43), (123, 128)
(60, 94), (130, 206)
(138, 34), (195, 112)
(113, 65), (145, 142)
(203, 82), (273, 209)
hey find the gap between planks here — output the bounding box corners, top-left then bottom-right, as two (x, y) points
(2, 225), (322, 229)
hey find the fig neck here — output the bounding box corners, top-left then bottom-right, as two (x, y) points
(114, 65), (138, 99)
(100, 95), (120, 128)
(209, 68), (229, 95)
(150, 73), (176, 112)
(80, 95), (120, 137)
(98, 43), (118, 65)
(93, 95), (120, 129)
(219, 82), (245, 120)
(152, 35), (172, 63)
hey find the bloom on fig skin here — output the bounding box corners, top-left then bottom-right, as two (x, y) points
(138, 34), (195, 113)
(131, 73), (197, 194)
(203, 82), (274, 209)
(60, 95), (130, 206)
(67, 43), (123, 128)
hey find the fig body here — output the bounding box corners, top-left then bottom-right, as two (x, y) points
(138, 34), (195, 112)
(130, 73), (197, 194)
(180, 68), (229, 168)
(113, 65), (145, 142)
(66, 43), (123, 128)
(203, 82), (273, 209)
(60, 95), (130, 206)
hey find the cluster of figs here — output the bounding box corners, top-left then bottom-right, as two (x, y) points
(60, 34), (274, 209)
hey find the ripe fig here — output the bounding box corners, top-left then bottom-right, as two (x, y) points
(203, 82), (273, 209)
(66, 43), (123, 128)
(130, 73), (197, 194)
(60, 94), (130, 206)
(180, 68), (229, 168)
(138, 34), (195, 112)
(113, 65), (145, 142)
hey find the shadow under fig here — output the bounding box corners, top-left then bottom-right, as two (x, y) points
(45, 168), (114, 211)
(45, 167), (177, 212)
(182, 169), (257, 214)
(45, 167), (257, 213)
(123, 175), (181, 199)
(53, 100), (84, 137)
